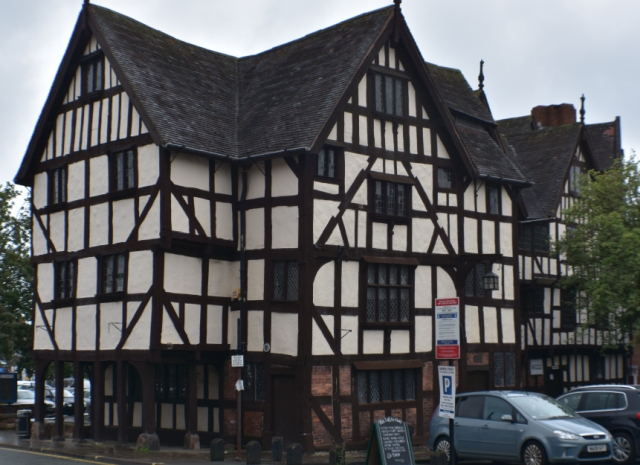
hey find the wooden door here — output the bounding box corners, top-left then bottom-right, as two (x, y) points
(272, 375), (297, 445)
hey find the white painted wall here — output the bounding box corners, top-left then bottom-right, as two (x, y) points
(247, 311), (264, 352)
(412, 218), (434, 253)
(67, 161), (85, 202)
(90, 156), (109, 197)
(37, 263), (53, 303)
(139, 196), (160, 240)
(214, 163), (232, 195)
(76, 305), (96, 350)
(314, 261), (334, 307)
(216, 202), (233, 240)
(33, 173), (48, 209)
(415, 315), (432, 352)
(415, 266), (432, 308)
(272, 206), (298, 249)
(171, 153), (209, 191)
(247, 259), (264, 301)
(67, 208), (84, 251)
(363, 330), (384, 354)
(312, 316), (334, 355)
(246, 209), (265, 249)
(49, 212), (65, 252)
(482, 220), (495, 254)
(137, 144), (159, 187)
(112, 198), (135, 243)
(501, 308), (516, 343)
(184, 304), (200, 344)
(128, 251), (153, 293)
(77, 257), (97, 298)
(463, 217), (478, 253)
(271, 158), (298, 197)
(271, 313), (298, 356)
(161, 306), (183, 344)
(171, 194), (190, 234)
(465, 305), (480, 343)
(206, 305), (223, 344)
(390, 330), (410, 353)
(341, 315), (358, 354)
(392, 225), (407, 251)
(194, 198), (211, 236)
(372, 222), (387, 250)
(436, 267), (456, 299)
(341, 261), (359, 307)
(100, 302), (122, 350)
(90, 203), (109, 247)
(314, 199), (340, 243)
(54, 307), (72, 351)
(164, 253), (202, 295)
(32, 219), (47, 256)
(483, 307), (498, 343)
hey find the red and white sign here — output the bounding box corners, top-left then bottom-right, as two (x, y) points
(435, 297), (460, 359)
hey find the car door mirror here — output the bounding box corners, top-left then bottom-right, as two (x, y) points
(501, 414), (513, 422)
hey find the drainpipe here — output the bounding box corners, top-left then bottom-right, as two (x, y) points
(237, 166), (249, 460)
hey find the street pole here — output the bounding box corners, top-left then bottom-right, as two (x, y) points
(448, 359), (456, 465)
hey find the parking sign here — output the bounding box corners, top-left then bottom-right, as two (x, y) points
(438, 366), (456, 419)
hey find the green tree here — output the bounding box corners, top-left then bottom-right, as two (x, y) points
(554, 156), (640, 347)
(0, 183), (33, 374)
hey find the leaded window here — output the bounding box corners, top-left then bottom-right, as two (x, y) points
(374, 73), (404, 117)
(55, 260), (75, 300)
(102, 254), (126, 294)
(273, 261), (298, 301)
(569, 165), (581, 193)
(50, 167), (67, 205)
(317, 147), (338, 178)
(494, 351), (516, 388)
(437, 168), (454, 190)
(113, 149), (136, 191)
(561, 287), (577, 328)
(356, 369), (416, 404)
(488, 185), (499, 214)
(82, 55), (104, 95)
(155, 364), (187, 400)
(518, 225), (532, 251)
(245, 362), (265, 402)
(521, 287), (544, 314)
(534, 224), (549, 252)
(465, 263), (486, 298)
(372, 181), (408, 217)
(366, 264), (411, 323)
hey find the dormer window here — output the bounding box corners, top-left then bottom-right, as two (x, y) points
(569, 165), (581, 194)
(82, 55), (104, 95)
(374, 73), (405, 117)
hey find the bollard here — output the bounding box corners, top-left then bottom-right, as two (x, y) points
(272, 436), (283, 461)
(210, 438), (225, 462)
(246, 440), (262, 464)
(286, 443), (303, 465)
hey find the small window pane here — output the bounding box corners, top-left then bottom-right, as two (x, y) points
(116, 254), (125, 292)
(488, 186), (499, 214)
(126, 150), (135, 187)
(389, 288), (398, 322)
(405, 370), (415, 400)
(368, 265), (376, 285)
(381, 371), (391, 401)
(273, 262), (285, 300)
(317, 149), (326, 176)
(386, 183), (395, 215)
(393, 370), (403, 401)
(505, 352), (516, 387)
(385, 76), (393, 114)
(375, 74), (384, 113)
(286, 262), (298, 300)
(400, 289), (410, 322)
(379, 265), (387, 284)
(328, 149), (336, 178)
(370, 371), (380, 402)
(378, 288), (387, 321)
(395, 78), (403, 116)
(104, 256), (114, 293)
(357, 372), (368, 403)
(389, 265), (397, 285)
(375, 181), (384, 214)
(400, 266), (409, 285)
(438, 168), (453, 189)
(397, 185), (405, 216)
(95, 60), (103, 91)
(494, 352), (505, 387)
(367, 288), (376, 322)
(475, 263), (485, 298)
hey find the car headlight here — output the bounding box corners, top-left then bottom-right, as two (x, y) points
(554, 430), (580, 440)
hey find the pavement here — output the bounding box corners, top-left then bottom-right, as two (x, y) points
(0, 428), (443, 465)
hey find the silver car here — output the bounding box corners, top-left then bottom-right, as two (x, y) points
(429, 391), (613, 464)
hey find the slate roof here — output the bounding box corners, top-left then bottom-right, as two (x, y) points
(585, 120), (622, 171)
(89, 4), (394, 159)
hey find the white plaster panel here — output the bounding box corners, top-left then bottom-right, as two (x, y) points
(412, 218), (434, 253)
(215, 202), (233, 240)
(449, 194), (457, 208)
(247, 259), (264, 301)
(544, 319), (551, 345)
(206, 305), (223, 344)
(77, 257), (97, 298)
(357, 211), (367, 248)
(341, 315), (358, 354)
(449, 214), (458, 253)
(374, 119), (382, 148)
(437, 192), (447, 207)
(385, 121), (394, 151)
(246, 208), (265, 249)
(411, 163), (433, 202)
(389, 46), (396, 68)
(415, 316), (432, 352)
(89, 203), (109, 248)
(208, 260), (231, 297)
(390, 330), (410, 354)
(100, 99), (109, 144)
(359, 115), (368, 146)
(67, 161), (85, 202)
(392, 225), (407, 251)
(49, 211), (66, 252)
(112, 198), (135, 243)
(184, 304), (200, 345)
(164, 253), (202, 295)
(33, 217), (48, 256)
(464, 183), (475, 211)
(194, 197), (211, 236)
(463, 217), (478, 253)
(503, 265), (514, 301)
(81, 105), (90, 150)
(524, 256), (532, 280)
(326, 227), (343, 246)
(67, 208), (84, 252)
(100, 302), (122, 350)
(415, 266), (432, 308)
(327, 124), (337, 141)
(76, 305), (96, 350)
(313, 199), (340, 243)
(341, 261), (359, 307)
(119, 93), (130, 140)
(378, 47), (386, 66)
(197, 407), (208, 432)
(421, 128), (431, 156)
(433, 235), (447, 255)
(171, 194), (190, 233)
(271, 158), (298, 197)
(161, 306), (183, 344)
(482, 221), (495, 254)
(139, 196), (160, 240)
(409, 126), (418, 154)
(110, 94), (119, 142)
(344, 112), (353, 144)
(89, 155), (109, 197)
(214, 162), (232, 195)
(436, 135), (449, 159)
(436, 267), (456, 299)
(501, 308), (516, 343)
(465, 305), (480, 343)
(344, 151), (369, 196)
(247, 311), (264, 352)
(73, 106), (82, 151)
(272, 206), (298, 249)
(343, 209), (355, 247)
(483, 307), (498, 343)
(246, 164), (266, 199)
(501, 187), (512, 216)
(408, 82), (416, 117)
(33, 173), (48, 209)
(33, 306), (53, 350)
(358, 76), (366, 107)
(137, 144), (159, 187)
(161, 404), (173, 429)
(63, 110), (73, 155)
(372, 222), (387, 250)
(54, 307), (72, 351)
(412, 186), (426, 212)
(171, 153), (209, 191)
(499, 222), (513, 257)
(371, 158), (383, 173)
(363, 330), (384, 354)
(312, 316), (334, 356)
(314, 181), (339, 195)
(271, 313), (298, 356)
(353, 182), (367, 206)
(396, 162), (408, 177)
(544, 287), (551, 314)
(90, 101), (100, 147)
(314, 261), (335, 307)
(127, 301), (140, 325)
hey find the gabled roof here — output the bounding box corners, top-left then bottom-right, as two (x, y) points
(585, 118), (623, 171)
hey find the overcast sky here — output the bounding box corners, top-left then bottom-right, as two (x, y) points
(1, 0), (638, 190)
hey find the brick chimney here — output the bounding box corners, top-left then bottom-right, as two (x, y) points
(531, 104), (576, 128)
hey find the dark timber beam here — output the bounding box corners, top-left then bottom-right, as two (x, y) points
(74, 361), (85, 441)
(116, 361), (127, 444)
(54, 361), (65, 442)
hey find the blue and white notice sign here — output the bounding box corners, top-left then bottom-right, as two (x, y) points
(438, 365), (456, 419)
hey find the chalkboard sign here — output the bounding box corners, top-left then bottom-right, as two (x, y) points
(0, 373), (17, 403)
(365, 417), (415, 465)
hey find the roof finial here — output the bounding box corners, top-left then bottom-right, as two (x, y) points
(478, 60), (485, 91)
(84, 0), (90, 4)
(580, 94), (585, 124)
(394, 0), (401, 7)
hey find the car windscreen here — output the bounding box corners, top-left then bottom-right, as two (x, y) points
(509, 394), (578, 420)
(17, 390), (35, 400)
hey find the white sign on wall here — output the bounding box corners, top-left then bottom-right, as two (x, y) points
(438, 365), (456, 419)
(530, 359), (544, 375)
(231, 355), (244, 367)
(435, 298), (460, 359)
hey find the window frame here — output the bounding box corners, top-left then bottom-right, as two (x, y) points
(465, 263), (488, 299)
(371, 71), (407, 119)
(155, 364), (187, 402)
(315, 145), (342, 181)
(520, 286), (544, 314)
(244, 362), (265, 403)
(487, 184), (500, 215)
(369, 178), (411, 221)
(560, 287), (577, 329)
(81, 52), (104, 96)
(110, 148), (137, 194)
(363, 263), (413, 325)
(437, 167), (455, 192)
(272, 260), (298, 301)
(356, 368), (416, 405)
(533, 224), (550, 253)
(568, 165), (582, 194)
(54, 259), (76, 301)
(49, 166), (67, 206)
(99, 253), (127, 296)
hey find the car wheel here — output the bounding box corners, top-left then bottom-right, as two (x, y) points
(522, 440), (548, 465)
(612, 432), (635, 464)
(434, 436), (451, 460)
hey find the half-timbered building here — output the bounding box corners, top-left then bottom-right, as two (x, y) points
(14, 0), (625, 452)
